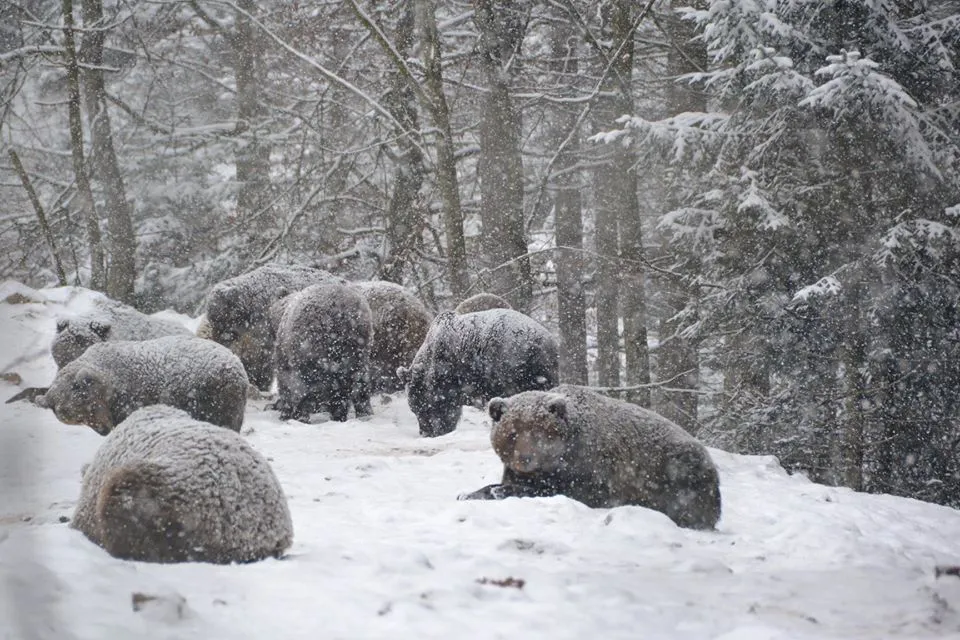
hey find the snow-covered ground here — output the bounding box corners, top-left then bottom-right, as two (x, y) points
(2, 282), (960, 640)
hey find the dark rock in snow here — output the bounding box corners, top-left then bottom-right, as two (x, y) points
(462, 385), (722, 530)
(398, 309), (559, 437)
(73, 405), (293, 564)
(37, 335), (248, 434)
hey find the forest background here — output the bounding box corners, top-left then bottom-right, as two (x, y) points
(1, 0), (958, 508)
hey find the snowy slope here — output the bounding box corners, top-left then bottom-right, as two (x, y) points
(1, 282), (960, 640)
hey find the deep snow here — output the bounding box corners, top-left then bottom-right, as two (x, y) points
(2, 282), (960, 640)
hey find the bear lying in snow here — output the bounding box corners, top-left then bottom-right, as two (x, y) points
(351, 281), (432, 393)
(454, 292), (513, 314)
(72, 405), (293, 564)
(37, 335), (248, 434)
(51, 297), (191, 369)
(398, 309), (559, 437)
(270, 283), (374, 422)
(204, 263), (345, 391)
(461, 385), (722, 530)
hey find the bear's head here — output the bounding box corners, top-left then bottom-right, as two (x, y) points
(37, 363), (115, 435)
(51, 318), (112, 368)
(488, 392), (573, 474)
(403, 360), (463, 438)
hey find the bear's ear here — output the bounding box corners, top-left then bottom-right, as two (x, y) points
(546, 396), (567, 422)
(55, 319), (69, 333)
(488, 397), (507, 422)
(276, 286), (290, 300)
(89, 320), (111, 340)
(396, 366), (411, 385)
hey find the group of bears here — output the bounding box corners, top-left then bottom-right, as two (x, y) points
(10, 262), (722, 564)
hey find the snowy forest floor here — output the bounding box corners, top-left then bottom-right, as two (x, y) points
(2, 282), (960, 640)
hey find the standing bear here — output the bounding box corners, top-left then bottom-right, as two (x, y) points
(398, 309), (559, 437)
(351, 281), (432, 393)
(461, 385), (722, 530)
(72, 405), (293, 564)
(37, 335), (248, 434)
(204, 263), (345, 391)
(270, 283), (374, 422)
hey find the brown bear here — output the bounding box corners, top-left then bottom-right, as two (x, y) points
(351, 281), (432, 393)
(454, 292), (513, 314)
(398, 309), (559, 437)
(51, 296), (191, 369)
(37, 335), (248, 434)
(270, 283), (374, 422)
(204, 263), (345, 391)
(72, 405), (293, 564)
(461, 384), (722, 530)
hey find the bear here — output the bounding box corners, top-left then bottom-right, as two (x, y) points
(461, 384), (722, 530)
(454, 292), (513, 314)
(36, 335), (248, 434)
(398, 309), (559, 437)
(351, 281), (432, 393)
(51, 297), (191, 369)
(204, 263), (345, 391)
(270, 283), (374, 422)
(72, 405), (293, 564)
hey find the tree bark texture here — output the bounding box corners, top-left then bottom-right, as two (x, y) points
(415, 0), (469, 300)
(379, 1), (425, 284)
(549, 17), (588, 385)
(474, 0), (532, 311)
(80, 0), (137, 303)
(62, 0), (105, 291)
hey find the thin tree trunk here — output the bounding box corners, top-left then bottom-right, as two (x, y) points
(234, 0), (271, 228)
(416, 0), (469, 300)
(380, 1), (425, 284)
(841, 280), (867, 490)
(62, 0), (105, 291)
(80, 0), (136, 303)
(550, 19), (587, 384)
(9, 150), (68, 285)
(654, 0), (707, 431)
(474, 0), (532, 311)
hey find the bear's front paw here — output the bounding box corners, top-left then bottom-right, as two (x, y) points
(458, 484), (506, 501)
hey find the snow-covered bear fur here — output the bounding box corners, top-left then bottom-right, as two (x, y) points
(204, 263), (344, 391)
(51, 297), (191, 369)
(398, 309), (559, 437)
(37, 335), (248, 434)
(351, 281), (432, 393)
(462, 385), (722, 530)
(454, 292), (512, 314)
(72, 405), (293, 564)
(270, 283), (374, 422)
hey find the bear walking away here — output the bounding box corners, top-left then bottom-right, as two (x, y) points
(398, 309), (559, 437)
(51, 296), (191, 369)
(454, 292), (512, 314)
(461, 385), (722, 530)
(37, 335), (248, 434)
(351, 281), (432, 393)
(72, 405), (293, 564)
(270, 283), (373, 422)
(204, 263), (345, 391)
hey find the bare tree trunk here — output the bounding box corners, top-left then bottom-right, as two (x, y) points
(62, 0), (105, 291)
(841, 279), (867, 490)
(654, 0), (707, 431)
(380, 1), (425, 284)
(80, 0), (136, 303)
(593, 163), (621, 388)
(474, 0), (532, 311)
(234, 0), (272, 228)
(9, 149), (68, 285)
(416, 0), (469, 300)
(550, 18), (588, 384)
